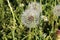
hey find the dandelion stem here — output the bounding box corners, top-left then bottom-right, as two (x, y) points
(40, 0), (42, 17)
(55, 0), (56, 6)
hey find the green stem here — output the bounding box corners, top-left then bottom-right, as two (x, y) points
(55, 0), (56, 6)
(7, 0), (16, 40)
(34, 0), (36, 2)
(12, 30), (15, 40)
(40, 0), (42, 15)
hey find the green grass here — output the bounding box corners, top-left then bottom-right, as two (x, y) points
(0, 0), (60, 40)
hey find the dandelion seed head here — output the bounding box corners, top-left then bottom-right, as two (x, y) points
(53, 5), (60, 16)
(21, 2), (42, 28)
(21, 9), (40, 28)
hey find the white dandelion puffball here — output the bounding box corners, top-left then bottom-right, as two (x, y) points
(21, 9), (40, 28)
(28, 2), (42, 13)
(53, 5), (60, 16)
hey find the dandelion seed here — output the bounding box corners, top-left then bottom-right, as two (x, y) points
(53, 5), (60, 16)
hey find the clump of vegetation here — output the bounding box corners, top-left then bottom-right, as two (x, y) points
(0, 0), (60, 40)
